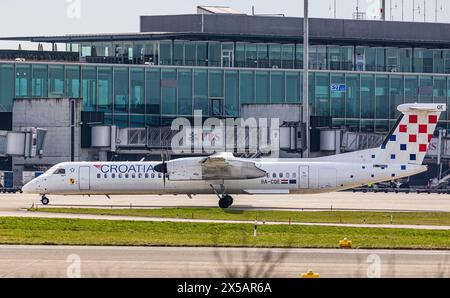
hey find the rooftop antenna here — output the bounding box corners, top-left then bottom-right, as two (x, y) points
(402, 0), (404, 21)
(423, 0), (426, 22)
(334, 0), (337, 18)
(252, 5), (255, 16)
(392, 1), (400, 21)
(390, 0), (393, 20)
(413, 0), (421, 22)
(435, 0), (437, 22)
(329, 0), (336, 18)
(392, 1), (402, 21)
(435, 0), (443, 22)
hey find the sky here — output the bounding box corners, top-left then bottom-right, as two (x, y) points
(0, 0), (449, 50)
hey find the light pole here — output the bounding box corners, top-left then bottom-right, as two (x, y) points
(302, 0), (310, 158)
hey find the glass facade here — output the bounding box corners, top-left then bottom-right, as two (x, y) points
(0, 64), (13, 112)
(73, 39), (450, 74)
(1, 61), (450, 130)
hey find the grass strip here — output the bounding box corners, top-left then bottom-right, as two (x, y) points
(29, 207), (450, 226)
(1, 217), (449, 249)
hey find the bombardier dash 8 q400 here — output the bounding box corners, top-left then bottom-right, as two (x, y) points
(23, 103), (445, 208)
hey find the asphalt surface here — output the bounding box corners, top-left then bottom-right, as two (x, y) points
(1, 192), (450, 212)
(0, 245), (448, 278)
(1, 193), (449, 278)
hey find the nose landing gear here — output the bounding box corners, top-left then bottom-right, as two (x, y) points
(41, 195), (50, 205)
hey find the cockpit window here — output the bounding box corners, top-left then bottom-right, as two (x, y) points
(53, 168), (66, 175)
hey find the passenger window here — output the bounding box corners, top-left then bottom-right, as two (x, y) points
(151, 173), (155, 178)
(293, 172), (296, 178)
(279, 173), (283, 178)
(158, 173), (162, 178)
(112, 174), (116, 178)
(125, 174), (129, 178)
(119, 174), (122, 179)
(138, 173), (142, 179)
(104, 174), (108, 179)
(97, 174), (101, 179)
(132, 174), (136, 179)
(272, 173), (276, 178)
(53, 168), (66, 175)
(145, 173), (149, 178)
(286, 173), (290, 178)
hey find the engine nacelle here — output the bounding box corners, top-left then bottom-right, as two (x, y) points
(164, 156), (266, 181)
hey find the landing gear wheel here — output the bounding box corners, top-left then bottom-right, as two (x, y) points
(41, 196), (49, 205)
(218, 195), (233, 209)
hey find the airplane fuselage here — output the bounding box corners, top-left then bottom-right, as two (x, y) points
(23, 160), (426, 196)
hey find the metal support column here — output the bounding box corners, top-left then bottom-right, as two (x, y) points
(302, 0), (310, 158)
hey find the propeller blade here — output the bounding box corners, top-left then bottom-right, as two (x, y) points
(154, 162), (167, 173)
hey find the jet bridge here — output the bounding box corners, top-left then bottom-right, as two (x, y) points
(0, 128), (47, 158)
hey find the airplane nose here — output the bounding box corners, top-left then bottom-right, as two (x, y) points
(22, 180), (40, 194)
(21, 183), (31, 193)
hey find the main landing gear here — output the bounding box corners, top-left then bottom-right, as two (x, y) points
(41, 195), (50, 205)
(210, 184), (234, 209)
(219, 195), (234, 209)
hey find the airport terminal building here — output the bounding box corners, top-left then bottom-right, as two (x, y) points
(1, 6), (450, 185)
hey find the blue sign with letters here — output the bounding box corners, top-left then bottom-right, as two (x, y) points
(331, 84), (346, 92)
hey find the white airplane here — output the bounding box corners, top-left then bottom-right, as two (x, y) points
(23, 103), (445, 208)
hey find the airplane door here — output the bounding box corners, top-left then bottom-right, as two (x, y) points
(79, 166), (90, 190)
(299, 166), (309, 189)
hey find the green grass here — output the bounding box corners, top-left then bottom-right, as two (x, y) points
(0, 217), (449, 249)
(29, 207), (450, 226)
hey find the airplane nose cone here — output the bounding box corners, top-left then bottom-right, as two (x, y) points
(21, 183), (32, 193)
(22, 180), (39, 194)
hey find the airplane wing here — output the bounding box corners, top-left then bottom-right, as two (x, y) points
(162, 152), (267, 181)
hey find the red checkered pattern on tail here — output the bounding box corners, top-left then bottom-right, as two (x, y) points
(369, 104), (445, 166)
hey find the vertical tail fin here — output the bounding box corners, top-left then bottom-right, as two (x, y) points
(375, 103), (446, 165)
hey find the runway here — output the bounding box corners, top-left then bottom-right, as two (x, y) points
(0, 245), (448, 278)
(1, 193), (449, 278)
(1, 192), (450, 212)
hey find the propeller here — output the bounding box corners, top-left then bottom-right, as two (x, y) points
(154, 151), (169, 188)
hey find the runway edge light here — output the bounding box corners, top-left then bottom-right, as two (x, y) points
(301, 269), (320, 278)
(339, 238), (352, 249)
